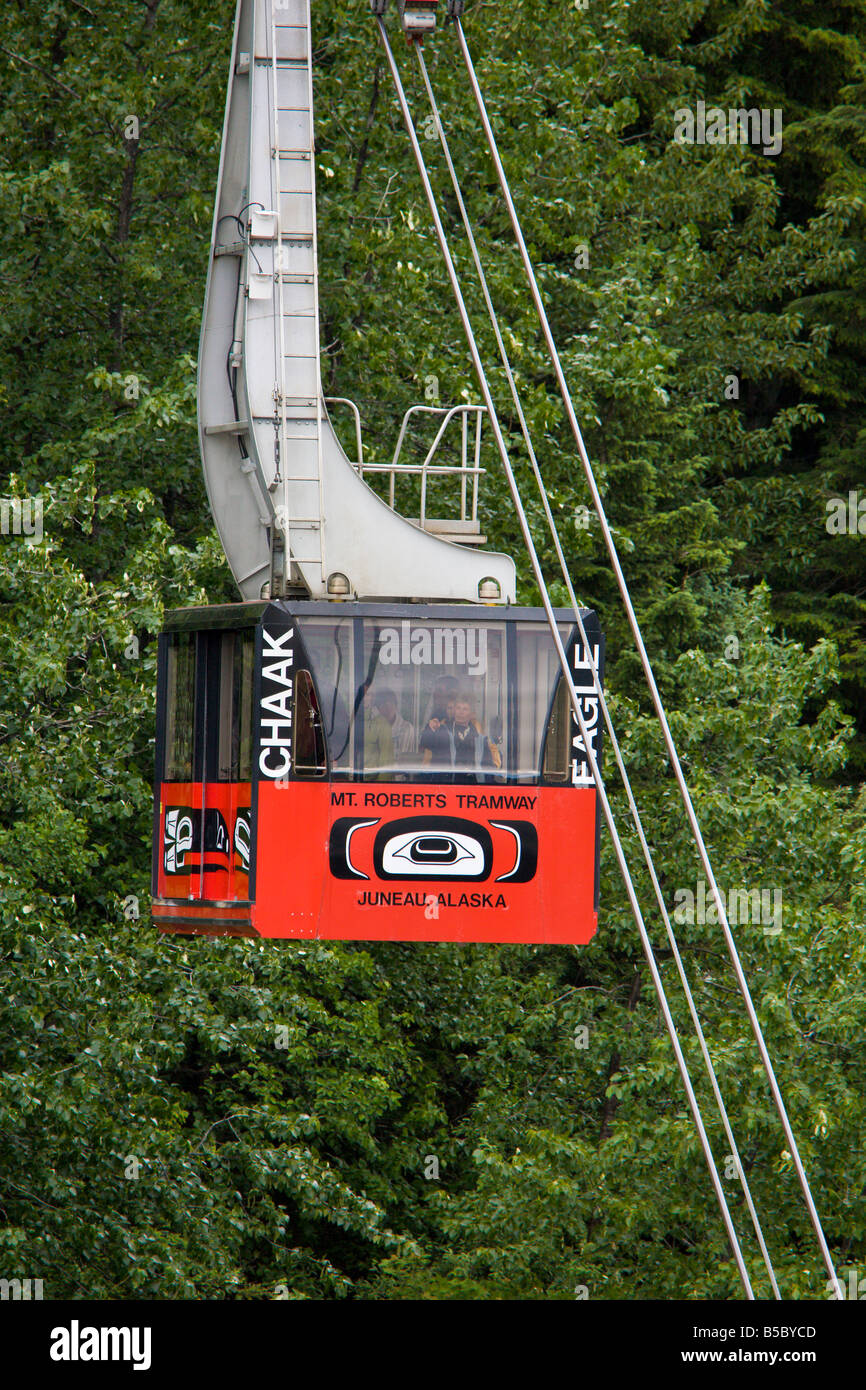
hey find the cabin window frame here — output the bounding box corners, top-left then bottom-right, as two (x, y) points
(296, 614), (586, 786)
(163, 632), (197, 783)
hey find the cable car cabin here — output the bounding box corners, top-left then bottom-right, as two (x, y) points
(151, 601), (604, 943)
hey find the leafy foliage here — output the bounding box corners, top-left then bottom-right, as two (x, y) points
(0, 0), (864, 1300)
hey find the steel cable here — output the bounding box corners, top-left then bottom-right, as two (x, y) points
(414, 42), (782, 1300)
(453, 14), (839, 1296)
(376, 14), (756, 1299)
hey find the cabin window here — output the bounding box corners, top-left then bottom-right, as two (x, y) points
(358, 619), (507, 781)
(164, 633), (196, 782)
(541, 677), (570, 783)
(515, 625), (576, 783)
(217, 630), (255, 781)
(299, 617), (354, 773)
(294, 670), (327, 777)
(293, 613), (599, 785)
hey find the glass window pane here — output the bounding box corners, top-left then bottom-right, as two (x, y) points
(218, 632), (236, 780)
(361, 619), (506, 781)
(237, 632), (255, 781)
(215, 631), (256, 782)
(298, 615), (593, 785)
(300, 618), (355, 773)
(542, 676), (570, 783)
(515, 624), (576, 782)
(294, 670), (327, 777)
(164, 633), (196, 781)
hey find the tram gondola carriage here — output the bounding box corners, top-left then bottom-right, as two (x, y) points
(151, 0), (606, 943)
(152, 601), (604, 942)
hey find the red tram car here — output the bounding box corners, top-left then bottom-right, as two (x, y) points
(152, 601), (603, 942)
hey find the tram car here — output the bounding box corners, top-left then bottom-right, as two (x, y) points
(152, 601), (603, 942)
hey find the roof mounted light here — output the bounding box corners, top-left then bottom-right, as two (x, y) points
(478, 577), (501, 602)
(326, 572), (351, 598)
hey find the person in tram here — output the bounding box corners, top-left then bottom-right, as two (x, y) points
(362, 686), (395, 778)
(449, 693), (502, 780)
(373, 687), (416, 759)
(419, 675), (458, 770)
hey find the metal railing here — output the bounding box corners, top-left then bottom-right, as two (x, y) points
(324, 396), (364, 466)
(326, 398), (486, 528)
(359, 402), (487, 527)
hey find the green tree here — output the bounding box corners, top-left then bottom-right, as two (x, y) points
(1, 0), (865, 1301)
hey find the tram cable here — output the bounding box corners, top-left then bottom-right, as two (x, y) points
(375, 2), (840, 1301)
(375, 13), (757, 1300)
(412, 42), (783, 1302)
(450, 14), (840, 1297)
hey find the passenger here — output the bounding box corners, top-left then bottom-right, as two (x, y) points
(419, 675), (459, 770)
(449, 694), (502, 779)
(362, 687), (394, 778)
(373, 687), (416, 759)
(422, 674), (459, 726)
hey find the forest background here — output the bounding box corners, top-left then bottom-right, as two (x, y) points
(1, 0), (865, 1299)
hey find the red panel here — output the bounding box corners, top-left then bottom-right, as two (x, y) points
(155, 780), (598, 943)
(156, 782), (251, 903)
(252, 782), (598, 944)
(253, 780), (330, 938)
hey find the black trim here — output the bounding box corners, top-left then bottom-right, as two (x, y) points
(154, 898), (253, 908)
(329, 816), (377, 879)
(249, 624), (265, 902)
(574, 617), (606, 914)
(151, 633), (170, 899)
(164, 601), (267, 633)
(256, 599), (595, 625)
(491, 819), (539, 883)
(505, 618), (518, 779)
(154, 917), (254, 931)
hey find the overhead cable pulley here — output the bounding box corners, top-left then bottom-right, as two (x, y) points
(397, 0), (439, 39)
